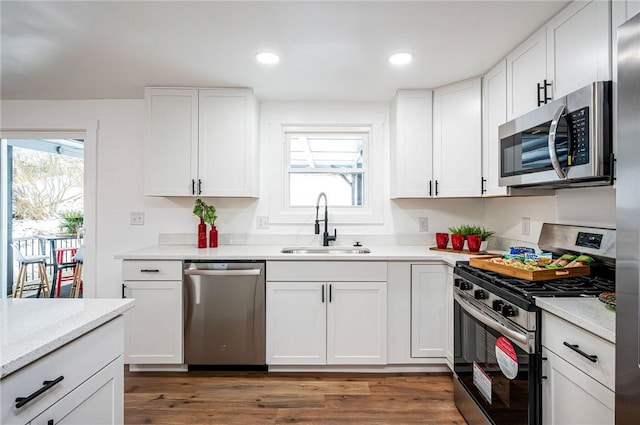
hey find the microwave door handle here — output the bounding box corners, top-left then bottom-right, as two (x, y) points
(548, 105), (567, 179)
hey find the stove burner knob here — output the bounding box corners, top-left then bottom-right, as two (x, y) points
(501, 304), (517, 317)
(459, 281), (473, 291)
(474, 289), (487, 300)
(492, 300), (505, 311)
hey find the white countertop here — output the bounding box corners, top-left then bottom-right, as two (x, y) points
(0, 298), (135, 378)
(535, 297), (615, 343)
(115, 244), (486, 266)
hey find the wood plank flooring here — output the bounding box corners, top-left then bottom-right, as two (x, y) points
(124, 370), (467, 425)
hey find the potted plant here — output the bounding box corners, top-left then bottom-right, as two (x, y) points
(203, 203), (218, 248)
(193, 198), (208, 248)
(58, 210), (84, 235)
(447, 226), (465, 251)
(448, 225), (495, 251)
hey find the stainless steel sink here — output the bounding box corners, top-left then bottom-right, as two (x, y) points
(280, 247), (371, 255)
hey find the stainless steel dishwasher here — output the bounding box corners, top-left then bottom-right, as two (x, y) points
(183, 261), (265, 365)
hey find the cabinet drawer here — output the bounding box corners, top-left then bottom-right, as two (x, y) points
(267, 261), (387, 282)
(1, 317), (123, 425)
(542, 311), (614, 390)
(123, 260), (182, 281)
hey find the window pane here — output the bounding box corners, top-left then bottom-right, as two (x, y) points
(289, 172), (364, 207)
(289, 135), (363, 170)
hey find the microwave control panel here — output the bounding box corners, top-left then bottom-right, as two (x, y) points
(568, 107), (589, 166)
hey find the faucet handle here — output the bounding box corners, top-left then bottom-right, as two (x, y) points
(354, 241), (362, 247)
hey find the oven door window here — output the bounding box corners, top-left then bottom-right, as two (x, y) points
(454, 301), (536, 425)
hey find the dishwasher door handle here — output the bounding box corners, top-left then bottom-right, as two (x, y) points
(184, 269), (261, 276)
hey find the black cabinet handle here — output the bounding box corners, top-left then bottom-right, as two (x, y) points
(140, 269), (159, 273)
(428, 180), (432, 197)
(122, 283), (127, 298)
(48, 420), (54, 425)
(15, 376), (64, 408)
(435, 180), (439, 196)
(543, 79), (552, 104)
(537, 80), (553, 106)
(322, 284), (325, 303)
(610, 153), (616, 185)
(191, 179), (196, 195)
(563, 341), (598, 363)
(198, 179), (202, 195)
(537, 82), (545, 106)
(481, 177), (487, 194)
(329, 284), (333, 303)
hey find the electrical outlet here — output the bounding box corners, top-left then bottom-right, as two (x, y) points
(256, 216), (269, 229)
(418, 217), (429, 232)
(522, 217), (530, 236)
(130, 212), (145, 225)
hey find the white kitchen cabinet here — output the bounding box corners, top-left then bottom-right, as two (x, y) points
(144, 87), (259, 197)
(390, 90), (434, 198)
(1, 318), (124, 425)
(482, 60), (509, 197)
(433, 77), (482, 197)
(506, 27), (548, 120)
(411, 264), (448, 359)
(445, 266), (454, 369)
(546, 0), (611, 99)
(506, 1), (611, 120)
(541, 311), (615, 423)
(122, 260), (183, 365)
(266, 261), (387, 366)
(542, 348), (614, 425)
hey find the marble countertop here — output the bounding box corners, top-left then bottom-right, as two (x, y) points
(535, 297), (615, 343)
(0, 298), (135, 378)
(115, 244), (488, 267)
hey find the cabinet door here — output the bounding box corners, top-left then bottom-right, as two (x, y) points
(124, 280), (183, 364)
(445, 266), (454, 370)
(327, 282), (387, 365)
(546, 0), (611, 99)
(506, 27), (547, 120)
(198, 88), (258, 197)
(144, 88), (198, 196)
(266, 282), (326, 365)
(482, 60), (509, 197)
(542, 348), (615, 425)
(433, 78), (482, 197)
(32, 356), (124, 425)
(411, 264), (447, 358)
(390, 90), (433, 198)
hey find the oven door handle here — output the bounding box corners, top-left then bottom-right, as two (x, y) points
(454, 292), (530, 350)
(548, 104), (567, 179)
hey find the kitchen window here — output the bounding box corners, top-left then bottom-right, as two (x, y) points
(285, 130), (368, 208)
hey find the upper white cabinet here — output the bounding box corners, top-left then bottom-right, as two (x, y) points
(390, 90), (433, 198)
(144, 87), (259, 197)
(506, 27), (548, 120)
(506, 1), (611, 120)
(482, 60), (509, 197)
(433, 78), (482, 197)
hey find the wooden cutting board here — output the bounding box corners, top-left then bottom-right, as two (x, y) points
(469, 256), (590, 281)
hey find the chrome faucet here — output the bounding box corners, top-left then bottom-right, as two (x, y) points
(315, 192), (337, 246)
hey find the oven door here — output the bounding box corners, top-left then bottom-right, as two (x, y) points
(453, 292), (540, 425)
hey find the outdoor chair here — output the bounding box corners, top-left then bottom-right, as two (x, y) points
(10, 243), (50, 298)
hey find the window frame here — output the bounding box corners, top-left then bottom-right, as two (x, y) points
(284, 127), (370, 209)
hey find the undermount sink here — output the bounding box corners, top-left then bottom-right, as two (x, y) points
(280, 247), (371, 255)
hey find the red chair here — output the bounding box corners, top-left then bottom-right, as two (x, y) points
(54, 247), (78, 297)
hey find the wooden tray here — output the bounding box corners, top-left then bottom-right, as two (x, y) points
(430, 247), (494, 255)
(469, 256), (590, 281)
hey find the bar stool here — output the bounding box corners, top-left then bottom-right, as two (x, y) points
(69, 246), (83, 298)
(11, 243), (50, 298)
(54, 247), (78, 297)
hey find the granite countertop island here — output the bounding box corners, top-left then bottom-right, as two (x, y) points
(0, 298), (135, 378)
(535, 297), (615, 343)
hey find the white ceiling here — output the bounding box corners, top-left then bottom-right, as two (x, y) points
(1, 0), (571, 102)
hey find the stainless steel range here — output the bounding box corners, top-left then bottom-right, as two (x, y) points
(452, 223), (615, 425)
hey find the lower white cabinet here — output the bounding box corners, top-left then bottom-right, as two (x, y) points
(266, 281), (387, 365)
(266, 261), (388, 366)
(411, 264), (448, 358)
(541, 311), (615, 423)
(1, 317), (125, 425)
(542, 347), (614, 425)
(122, 260), (183, 365)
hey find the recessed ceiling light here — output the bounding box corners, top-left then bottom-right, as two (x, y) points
(256, 52), (280, 65)
(388, 52), (413, 66)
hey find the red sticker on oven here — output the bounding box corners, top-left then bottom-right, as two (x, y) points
(495, 336), (518, 380)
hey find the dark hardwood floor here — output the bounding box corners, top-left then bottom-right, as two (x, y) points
(124, 369), (467, 424)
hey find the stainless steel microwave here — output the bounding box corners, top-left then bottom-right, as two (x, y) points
(499, 81), (613, 188)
